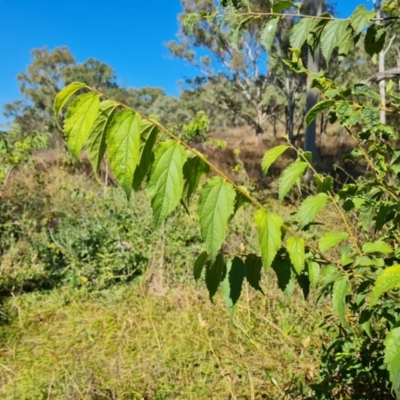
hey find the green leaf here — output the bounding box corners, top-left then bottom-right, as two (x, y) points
(287, 236), (305, 275)
(64, 92), (100, 159)
(230, 16), (252, 52)
(54, 81), (86, 129)
(361, 103), (379, 129)
(106, 110), (141, 198)
(315, 175), (333, 194)
(222, 257), (245, 320)
(261, 145), (290, 175)
(332, 275), (351, 328)
(350, 5), (375, 34)
(273, 0), (294, 13)
(181, 155), (210, 212)
(233, 187), (250, 214)
(290, 17), (313, 49)
(305, 100), (335, 126)
(84, 100), (117, 174)
(321, 20), (349, 62)
(260, 17), (280, 52)
(318, 232), (349, 253)
(362, 240), (393, 254)
(384, 327), (400, 398)
(307, 15), (331, 55)
(278, 160), (308, 201)
(370, 265), (400, 306)
(320, 264), (340, 286)
(147, 140), (187, 225)
(307, 260), (320, 289)
(336, 101), (354, 124)
(133, 120), (159, 191)
(298, 193), (328, 229)
(194, 251), (208, 282)
(365, 24), (386, 56)
(255, 209), (283, 271)
(198, 177), (236, 262)
(338, 26), (357, 59)
(244, 254), (264, 294)
(353, 83), (381, 102)
(272, 250), (295, 299)
(205, 254), (226, 301)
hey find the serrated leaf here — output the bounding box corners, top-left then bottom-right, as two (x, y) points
(255, 209), (283, 271)
(260, 17), (279, 52)
(194, 251), (208, 281)
(181, 155), (210, 212)
(384, 327), (400, 398)
(133, 120), (159, 191)
(244, 254), (264, 294)
(84, 100), (117, 174)
(338, 26), (357, 59)
(278, 160), (308, 201)
(230, 16), (252, 52)
(298, 193), (328, 229)
(272, 250), (295, 299)
(147, 140), (187, 225)
(320, 264), (340, 286)
(106, 110), (141, 198)
(370, 265), (400, 306)
(205, 253), (226, 302)
(54, 82), (86, 129)
(287, 236), (305, 274)
(222, 257), (245, 320)
(261, 145), (290, 175)
(273, 0), (294, 13)
(362, 240), (393, 254)
(305, 100), (335, 126)
(318, 232), (348, 253)
(321, 20), (349, 61)
(353, 83), (381, 102)
(365, 24), (386, 56)
(360, 203), (375, 231)
(290, 17), (314, 49)
(336, 101), (354, 124)
(307, 260), (320, 288)
(307, 15), (331, 55)
(332, 275), (351, 328)
(315, 175), (333, 194)
(350, 5), (375, 34)
(198, 177), (236, 262)
(64, 92), (100, 159)
(361, 103), (379, 129)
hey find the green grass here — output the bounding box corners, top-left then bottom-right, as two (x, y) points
(0, 279), (328, 399)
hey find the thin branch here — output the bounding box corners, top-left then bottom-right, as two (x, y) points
(362, 67), (400, 86)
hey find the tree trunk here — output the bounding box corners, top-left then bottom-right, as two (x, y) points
(304, 0), (322, 171)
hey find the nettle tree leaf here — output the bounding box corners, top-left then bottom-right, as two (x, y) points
(307, 15), (331, 55)
(298, 192), (328, 229)
(365, 24), (386, 56)
(384, 327), (400, 398)
(222, 257), (246, 320)
(147, 140), (187, 225)
(370, 265), (400, 306)
(362, 241), (393, 255)
(350, 5), (375, 34)
(321, 20), (350, 61)
(273, 1), (294, 13)
(181, 155), (210, 212)
(64, 92), (100, 159)
(287, 236), (305, 274)
(318, 232), (349, 253)
(272, 250), (295, 298)
(278, 160), (308, 201)
(305, 100), (335, 126)
(255, 209), (283, 271)
(106, 109), (141, 198)
(198, 177), (236, 261)
(133, 120), (159, 191)
(205, 253), (226, 301)
(244, 254), (264, 294)
(193, 251), (208, 281)
(260, 17), (280, 52)
(338, 26), (357, 59)
(262, 145), (290, 175)
(332, 275), (351, 328)
(290, 17), (314, 49)
(84, 100), (117, 174)
(352, 84), (382, 102)
(230, 16), (252, 52)
(54, 81), (86, 128)
(307, 260), (320, 288)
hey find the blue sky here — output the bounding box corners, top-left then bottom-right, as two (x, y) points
(0, 0), (372, 124)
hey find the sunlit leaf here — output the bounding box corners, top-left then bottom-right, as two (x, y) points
(370, 265), (400, 306)
(261, 145), (290, 175)
(298, 193), (328, 229)
(278, 160), (308, 201)
(384, 327), (400, 398)
(222, 257), (245, 320)
(332, 275), (351, 328)
(287, 236), (305, 275)
(318, 232), (349, 253)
